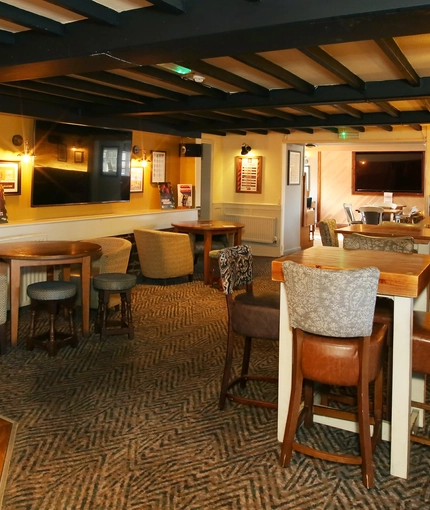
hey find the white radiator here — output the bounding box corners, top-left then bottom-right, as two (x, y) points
(0, 233), (48, 308)
(224, 215), (277, 244)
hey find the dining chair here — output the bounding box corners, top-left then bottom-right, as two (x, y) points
(281, 261), (386, 489)
(218, 245), (280, 410)
(343, 233), (416, 418)
(359, 206), (384, 225)
(410, 311), (430, 446)
(343, 203), (362, 225)
(318, 219), (339, 246)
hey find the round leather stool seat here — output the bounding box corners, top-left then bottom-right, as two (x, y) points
(93, 273), (136, 291)
(27, 280), (77, 301)
(26, 280), (77, 356)
(93, 273), (136, 341)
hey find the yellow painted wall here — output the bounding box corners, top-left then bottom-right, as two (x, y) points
(0, 114), (189, 222)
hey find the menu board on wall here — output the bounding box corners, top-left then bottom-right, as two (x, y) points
(235, 156), (262, 193)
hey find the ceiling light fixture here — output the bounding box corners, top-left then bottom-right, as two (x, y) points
(241, 143), (252, 156)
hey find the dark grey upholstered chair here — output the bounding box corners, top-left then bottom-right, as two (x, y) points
(343, 233), (416, 418)
(343, 203), (362, 225)
(27, 280), (78, 356)
(359, 206), (384, 225)
(218, 245), (280, 410)
(281, 261), (386, 489)
(0, 273), (7, 355)
(93, 272), (137, 341)
(318, 219), (339, 246)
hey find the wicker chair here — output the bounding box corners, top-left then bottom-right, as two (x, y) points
(318, 219), (339, 246)
(70, 237), (132, 309)
(134, 228), (194, 282)
(281, 261), (386, 489)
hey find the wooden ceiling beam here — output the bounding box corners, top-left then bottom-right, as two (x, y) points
(375, 38), (420, 86)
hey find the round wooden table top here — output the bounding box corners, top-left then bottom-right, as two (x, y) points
(0, 240), (102, 260)
(171, 220), (245, 232)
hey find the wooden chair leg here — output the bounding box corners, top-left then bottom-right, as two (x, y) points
(240, 337), (252, 388)
(219, 327), (235, 410)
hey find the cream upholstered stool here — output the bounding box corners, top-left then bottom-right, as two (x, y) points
(93, 273), (136, 341)
(26, 281), (78, 356)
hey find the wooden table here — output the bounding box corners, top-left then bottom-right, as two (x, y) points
(171, 220), (245, 285)
(0, 241), (102, 347)
(336, 221), (430, 250)
(272, 246), (430, 479)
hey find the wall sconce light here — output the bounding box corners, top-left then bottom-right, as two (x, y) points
(132, 145), (148, 167)
(16, 138), (32, 162)
(241, 143), (252, 156)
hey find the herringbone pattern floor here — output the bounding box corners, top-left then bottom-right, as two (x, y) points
(0, 257), (429, 509)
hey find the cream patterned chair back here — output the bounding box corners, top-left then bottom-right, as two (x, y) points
(318, 219), (339, 247)
(343, 233), (415, 253)
(218, 245), (253, 295)
(282, 260), (379, 338)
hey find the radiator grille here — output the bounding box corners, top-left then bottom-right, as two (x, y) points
(224, 215), (276, 244)
(0, 233), (48, 307)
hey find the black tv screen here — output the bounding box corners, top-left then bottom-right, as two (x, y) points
(32, 120), (132, 206)
(353, 151), (424, 195)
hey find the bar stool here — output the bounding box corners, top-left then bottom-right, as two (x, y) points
(26, 280), (78, 356)
(93, 273), (136, 341)
(410, 311), (430, 446)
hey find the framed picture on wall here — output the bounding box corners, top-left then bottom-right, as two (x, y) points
(235, 156), (262, 193)
(130, 167), (143, 193)
(288, 150), (301, 185)
(0, 161), (21, 194)
(151, 150), (166, 183)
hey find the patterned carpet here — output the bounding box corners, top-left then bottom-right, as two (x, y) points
(0, 257), (430, 509)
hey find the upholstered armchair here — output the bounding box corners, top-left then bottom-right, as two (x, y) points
(133, 228), (194, 282)
(70, 237), (132, 309)
(318, 219), (339, 246)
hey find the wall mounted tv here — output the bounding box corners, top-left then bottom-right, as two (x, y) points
(32, 120), (132, 207)
(353, 151), (424, 195)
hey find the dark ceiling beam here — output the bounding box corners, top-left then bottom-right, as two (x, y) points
(0, 29), (14, 45)
(36, 76), (147, 104)
(247, 129), (268, 135)
(333, 103), (362, 118)
(231, 53), (314, 94)
(349, 126), (366, 132)
(295, 128), (314, 134)
(44, 0), (119, 26)
(224, 109), (266, 121)
(77, 71), (187, 101)
(378, 125), (394, 131)
(323, 127), (339, 134)
(0, 92), (202, 137)
(128, 66), (227, 100)
(291, 105), (327, 119)
(180, 59), (269, 97)
(224, 130), (247, 135)
(5, 81), (130, 106)
(0, 83), (84, 107)
(0, 2), (64, 35)
(375, 38), (420, 86)
(1, 2), (430, 81)
(422, 99), (430, 111)
(299, 46), (365, 89)
(271, 129), (291, 134)
(147, 0), (186, 14)
(121, 77), (430, 117)
(374, 101), (399, 117)
(409, 124), (422, 130)
(188, 111), (236, 122)
(256, 107), (295, 120)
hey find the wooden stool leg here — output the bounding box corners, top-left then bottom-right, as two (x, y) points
(124, 289), (134, 340)
(27, 307), (37, 351)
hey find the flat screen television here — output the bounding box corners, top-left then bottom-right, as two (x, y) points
(32, 120), (132, 207)
(353, 151), (424, 195)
